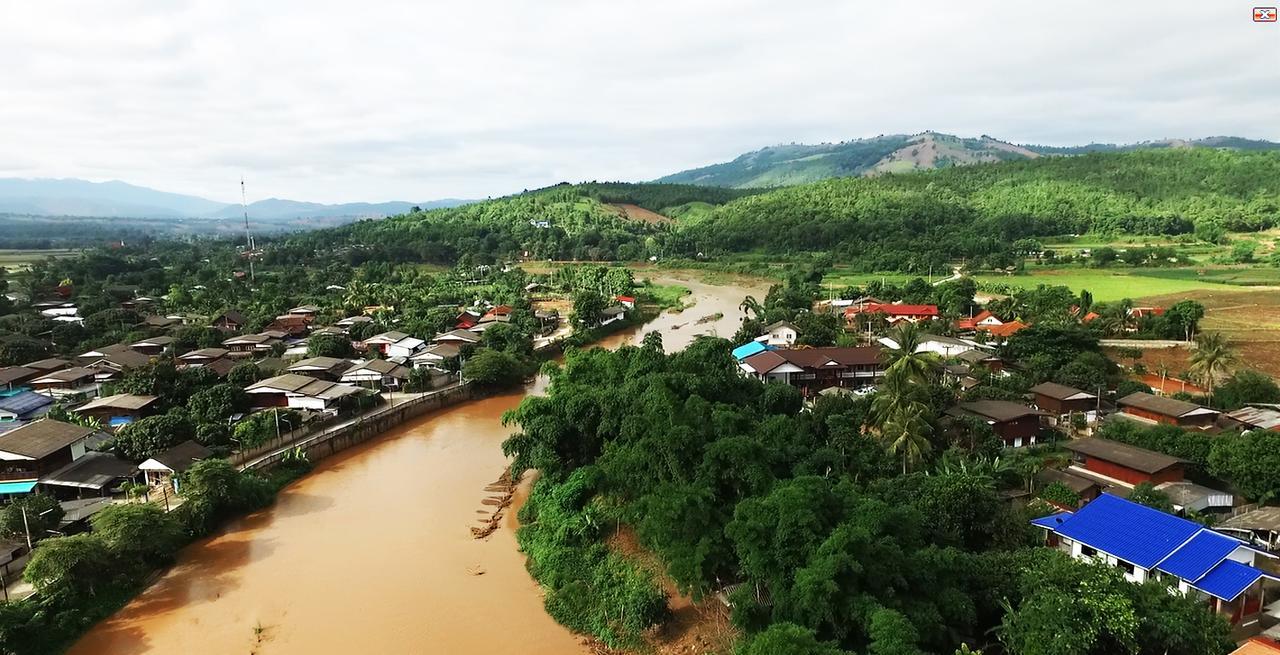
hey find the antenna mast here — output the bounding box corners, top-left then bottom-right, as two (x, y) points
(241, 177), (255, 282)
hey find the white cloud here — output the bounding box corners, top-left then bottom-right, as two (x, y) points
(1, 0), (1276, 203)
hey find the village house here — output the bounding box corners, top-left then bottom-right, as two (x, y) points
(1030, 381), (1099, 417)
(23, 358), (71, 375)
(0, 366), (40, 392)
(341, 359), (411, 390)
(598, 305), (628, 327)
(1117, 391), (1220, 429)
(1225, 405), (1280, 432)
(287, 304), (321, 317)
(954, 310), (1005, 332)
(385, 335), (425, 359)
(129, 335), (174, 357)
(364, 330), (410, 354)
(1062, 437), (1185, 486)
(738, 347), (885, 393)
(38, 451), (137, 499)
(73, 393), (159, 431)
(755, 320), (800, 347)
(878, 333), (985, 358)
(244, 374), (366, 412)
(0, 419), (106, 483)
(617, 295), (636, 309)
(177, 347), (231, 368)
(1220, 508), (1280, 553)
(222, 332), (283, 358)
(138, 440), (212, 490)
(76, 343), (145, 368)
(1059, 437), (1233, 513)
(264, 314), (312, 337)
(945, 400), (1047, 448)
(1032, 494), (1276, 626)
(211, 309), (248, 332)
(0, 392), (53, 431)
(286, 357), (354, 381)
(953, 348), (1007, 375)
(432, 329), (482, 346)
(1128, 306), (1166, 320)
(336, 315), (374, 330)
(732, 341), (772, 361)
(454, 310), (484, 330)
(409, 343), (461, 371)
(844, 303), (939, 325)
(139, 314), (178, 331)
(976, 320), (1028, 340)
(29, 367), (99, 399)
(80, 347), (150, 385)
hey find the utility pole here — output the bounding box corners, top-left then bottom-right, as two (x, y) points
(242, 177), (255, 282)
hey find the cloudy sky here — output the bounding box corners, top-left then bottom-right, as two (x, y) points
(2, 1), (1277, 204)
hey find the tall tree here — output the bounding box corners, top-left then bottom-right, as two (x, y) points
(1187, 332), (1237, 401)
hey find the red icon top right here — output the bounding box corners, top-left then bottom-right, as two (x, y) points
(1255, 7), (1278, 22)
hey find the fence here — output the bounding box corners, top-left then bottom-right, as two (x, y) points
(241, 382), (475, 472)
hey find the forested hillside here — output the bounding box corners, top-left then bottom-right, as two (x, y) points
(268, 149), (1279, 274)
(656, 133), (1037, 188)
(679, 149), (1280, 268)
(657, 132), (1280, 189)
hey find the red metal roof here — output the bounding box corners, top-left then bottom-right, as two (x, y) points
(844, 303), (939, 318)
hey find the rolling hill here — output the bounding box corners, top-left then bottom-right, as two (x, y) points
(0, 177), (468, 219)
(656, 132), (1280, 189)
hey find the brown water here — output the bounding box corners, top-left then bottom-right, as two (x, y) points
(69, 274), (764, 655)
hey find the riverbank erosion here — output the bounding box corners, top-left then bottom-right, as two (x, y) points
(68, 273), (766, 654)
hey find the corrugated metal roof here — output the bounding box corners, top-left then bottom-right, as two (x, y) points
(1194, 559), (1265, 602)
(1054, 494), (1201, 568)
(1156, 530), (1242, 581)
(0, 391), (54, 416)
(1031, 511), (1073, 530)
(732, 342), (769, 360)
(1062, 437), (1183, 474)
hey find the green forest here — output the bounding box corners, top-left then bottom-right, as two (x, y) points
(264, 149), (1280, 274)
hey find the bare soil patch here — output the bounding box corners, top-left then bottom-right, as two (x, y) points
(609, 203), (674, 225)
(1132, 288), (1280, 378)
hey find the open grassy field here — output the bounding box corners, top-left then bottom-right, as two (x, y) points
(1115, 287), (1280, 378)
(971, 269), (1244, 302)
(0, 248), (79, 272)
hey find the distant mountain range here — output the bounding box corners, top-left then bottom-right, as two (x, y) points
(655, 132), (1280, 188)
(0, 177), (469, 220)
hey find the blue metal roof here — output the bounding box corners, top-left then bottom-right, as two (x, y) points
(0, 391), (53, 417)
(1156, 530), (1243, 581)
(732, 341), (770, 361)
(1193, 559), (1265, 602)
(1031, 511), (1073, 530)
(1052, 494), (1201, 569)
(0, 480), (36, 495)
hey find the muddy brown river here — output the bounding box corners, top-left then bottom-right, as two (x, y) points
(69, 274), (765, 655)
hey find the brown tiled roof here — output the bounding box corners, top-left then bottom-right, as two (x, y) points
(949, 400), (1046, 422)
(1062, 437), (1183, 474)
(1030, 382), (1096, 401)
(1118, 391), (1216, 418)
(0, 419), (97, 459)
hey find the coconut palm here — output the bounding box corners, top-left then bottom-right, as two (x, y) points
(738, 295), (763, 318)
(1155, 361), (1171, 394)
(883, 322), (936, 383)
(1188, 332), (1238, 401)
(870, 367), (928, 427)
(880, 403), (933, 474)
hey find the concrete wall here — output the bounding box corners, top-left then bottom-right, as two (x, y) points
(244, 383), (476, 472)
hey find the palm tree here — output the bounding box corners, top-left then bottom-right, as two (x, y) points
(738, 295), (763, 318)
(883, 322), (936, 383)
(881, 403), (933, 474)
(870, 367), (928, 427)
(1188, 332), (1238, 401)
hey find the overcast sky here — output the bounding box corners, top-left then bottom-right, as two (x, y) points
(2, 1), (1277, 204)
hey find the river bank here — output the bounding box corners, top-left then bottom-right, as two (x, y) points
(68, 272), (766, 654)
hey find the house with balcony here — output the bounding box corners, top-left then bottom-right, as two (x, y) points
(737, 347), (884, 394)
(0, 419), (107, 485)
(844, 303), (939, 325)
(1032, 494), (1277, 626)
